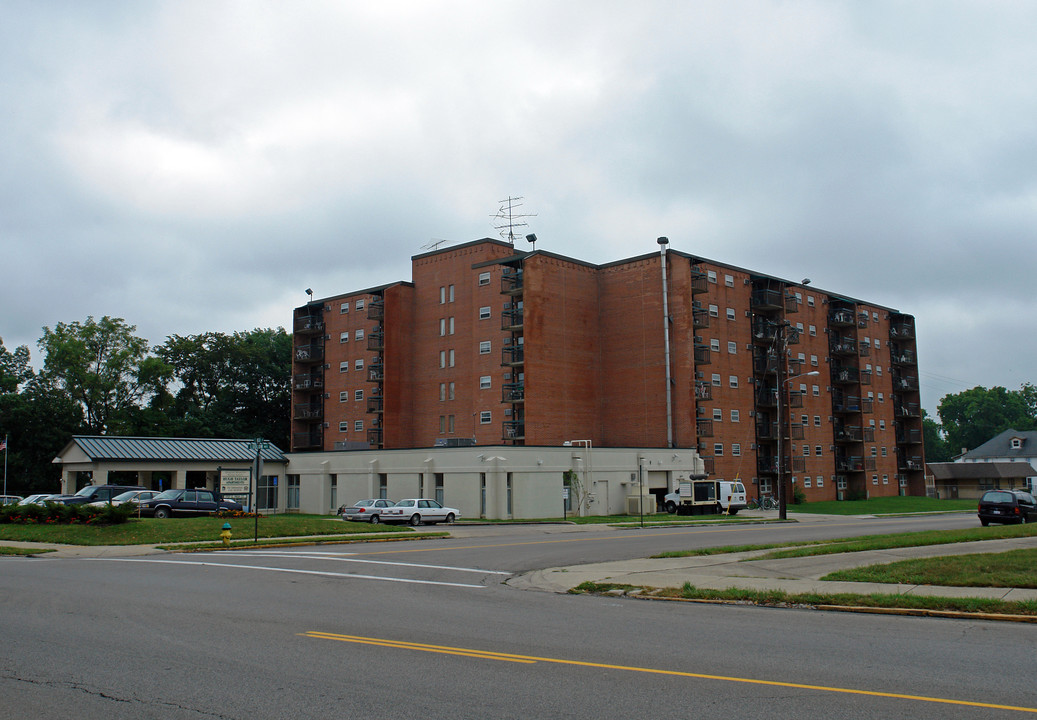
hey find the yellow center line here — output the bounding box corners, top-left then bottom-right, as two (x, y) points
(300, 632), (1037, 714)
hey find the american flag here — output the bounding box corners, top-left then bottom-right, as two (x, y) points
(0, 439), (6, 451)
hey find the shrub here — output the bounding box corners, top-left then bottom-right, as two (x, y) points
(0, 501), (135, 526)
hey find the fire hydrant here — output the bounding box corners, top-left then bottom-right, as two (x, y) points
(220, 522), (232, 547)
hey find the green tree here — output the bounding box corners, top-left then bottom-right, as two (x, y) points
(37, 316), (154, 434)
(937, 385), (1037, 455)
(921, 410), (950, 463)
(0, 338), (32, 393)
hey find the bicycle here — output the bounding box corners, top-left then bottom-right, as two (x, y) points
(748, 496), (778, 511)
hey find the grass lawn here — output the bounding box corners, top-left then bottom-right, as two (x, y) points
(823, 547), (1037, 588)
(790, 496), (976, 515)
(0, 514), (411, 546)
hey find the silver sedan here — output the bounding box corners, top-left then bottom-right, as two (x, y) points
(380, 498), (460, 526)
(340, 498), (395, 523)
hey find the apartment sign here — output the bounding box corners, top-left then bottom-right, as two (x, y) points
(220, 469), (251, 495)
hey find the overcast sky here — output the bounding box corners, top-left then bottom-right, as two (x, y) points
(2, 1), (1035, 415)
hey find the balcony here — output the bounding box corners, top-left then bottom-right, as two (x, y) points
(832, 366), (859, 384)
(859, 369), (872, 386)
(293, 402), (323, 420)
(503, 421), (525, 441)
(695, 382), (712, 401)
(694, 343), (711, 365)
(294, 344), (324, 363)
(502, 345), (524, 367)
(788, 423), (805, 440)
(894, 402), (921, 418)
(690, 268), (709, 294)
(858, 342), (871, 358)
(890, 322), (915, 339)
(292, 431), (322, 449)
(896, 428), (922, 444)
(501, 308), (523, 331)
(502, 383), (525, 404)
(692, 302), (710, 329)
(834, 425), (864, 442)
(367, 327), (384, 352)
(756, 421), (778, 439)
(898, 454), (923, 471)
(367, 361), (384, 383)
(293, 316), (325, 334)
(751, 287), (784, 311)
(788, 390), (804, 409)
(696, 419), (714, 438)
(752, 316), (778, 342)
(293, 372), (324, 391)
(367, 396), (383, 414)
(829, 337), (857, 356)
(857, 311), (870, 328)
(500, 268), (523, 295)
(833, 395), (861, 413)
(892, 374), (919, 391)
(757, 457), (778, 475)
(861, 398), (874, 414)
(756, 388), (778, 407)
(367, 297), (384, 321)
(891, 348), (916, 365)
(829, 308), (855, 326)
(785, 294), (800, 314)
(367, 428), (383, 446)
(753, 354), (779, 374)
(835, 456), (864, 472)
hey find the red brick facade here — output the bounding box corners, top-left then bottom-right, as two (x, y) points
(292, 238), (924, 502)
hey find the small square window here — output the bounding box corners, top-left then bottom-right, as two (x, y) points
(479, 341), (491, 354)
(815, 445), (822, 456)
(707, 270), (717, 283)
(872, 475), (879, 485)
(355, 420), (364, 432)
(339, 422), (349, 432)
(713, 443), (724, 456)
(340, 332), (349, 343)
(480, 376), (492, 389)
(339, 362), (349, 373)
(355, 390), (364, 401)
(810, 354), (818, 366)
(340, 302), (349, 313)
(710, 339), (720, 352)
(803, 477), (812, 488)
(480, 411), (492, 424)
(355, 329), (365, 341)
(478, 272), (491, 286)
(726, 307), (736, 321)
(479, 306), (491, 320)
(812, 385), (820, 396)
(727, 341), (737, 354)
(807, 296), (815, 307)
(729, 375), (738, 388)
(356, 299), (365, 310)
(724, 274), (734, 287)
(816, 475), (824, 487)
(355, 359), (364, 370)
(809, 325), (816, 336)
(732, 443), (741, 457)
(802, 444), (809, 456)
(711, 373), (721, 387)
(882, 474), (889, 485)
(730, 409), (739, 422)
(708, 304), (719, 317)
(339, 391), (348, 402)
(713, 408), (723, 421)
(814, 415), (821, 427)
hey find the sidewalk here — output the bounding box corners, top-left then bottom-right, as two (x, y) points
(508, 533), (1037, 603)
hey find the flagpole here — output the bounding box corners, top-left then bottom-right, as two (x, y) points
(3, 435), (7, 498)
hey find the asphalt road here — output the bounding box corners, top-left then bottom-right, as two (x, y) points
(2, 513), (1034, 719)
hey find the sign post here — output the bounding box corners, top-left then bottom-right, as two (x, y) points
(247, 438), (270, 543)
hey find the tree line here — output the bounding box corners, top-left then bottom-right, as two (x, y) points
(923, 384), (1037, 462)
(0, 316), (291, 495)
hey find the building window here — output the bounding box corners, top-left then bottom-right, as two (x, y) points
(339, 362), (349, 372)
(878, 393), (884, 402)
(713, 443), (724, 456)
(710, 339), (720, 352)
(815, 445), (822, 456)
(439, 383), (446, 401)
(338, 422), (348, 432)
(708, 304), (719, 317)
(732, 443), (741, 457)
(803, 444), (809, 456)
(340, 302), (349, 313)
(807, 295), (815, 307)
(339, 391), (348, 402)
(724, 274), (734, 287)
(440, 286), (446, 304)
(882, 474), (889, 485)
(479, 306), (491, 320)
(812, 385), (820, 396)
(707, 270), (717, 283)
(439, 350), (446, 368)
(880, 420), (886, 430)
(340, 332), (349, 343)
(811, 354), (818, 366)
(816, 475), (824, 487)
(448, 414), (455, 432)
(439, 318), (446, 336)
(449, 284), (455, 302)
(449, 382), (455, 400)
(356, 299), (365, 310)
(809, 324), (816, 336)
(354, 390), (364, 401)
(872, 475), (879, 485)
(449, 349), (455, 367)
(712, 408), (723, 421)
(354, 421), (364, 432)
(730, 409), (739, 422)
(480, 376), (492, 389)
(449, 317), (455, 335)
(479, 340), (491, 354)
(480, 411), (492, 424)
(814, 415), (821, 427)
(259, 474), (279, 511)
(355, 359), (364, 370)
(478, 272), (491, 285)
(881, 446), (888, 457)
(355, 329), (364, 341)
(712, 373), (721, 387)
(729, 375), (738, 388)
(803, 477), (811, 488)
(728, 341), (737, 354)
(726, 307), (735, 321)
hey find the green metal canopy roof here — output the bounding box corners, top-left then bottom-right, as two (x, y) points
(70, 436), (287, 463)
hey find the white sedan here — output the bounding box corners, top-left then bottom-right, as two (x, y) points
(380, 498), (460, 526)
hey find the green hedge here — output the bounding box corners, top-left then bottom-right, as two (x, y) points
(0, 501), (135, 526)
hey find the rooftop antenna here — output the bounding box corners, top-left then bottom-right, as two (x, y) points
(492, 196), (537, 247)
(421, 238), (450, 252)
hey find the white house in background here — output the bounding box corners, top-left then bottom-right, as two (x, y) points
(956, 429), (1037, 493)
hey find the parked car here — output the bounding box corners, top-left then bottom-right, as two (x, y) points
(54, 484), (148, 505)
(664, 480), (747, 515)
(88, 489), (160, 508)
(978, 489), (1037, 526)
(0, 495), (22, 505)
(340, 498), (396, 523)
(138, 489), (243, 519)
(380, 498), (460, 526)
(18, 494), (58, 505)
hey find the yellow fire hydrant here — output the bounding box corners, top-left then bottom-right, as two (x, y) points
(220, 522), (232, 547)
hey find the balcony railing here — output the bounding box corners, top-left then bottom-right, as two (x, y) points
(367, 362), (384, 383)
(367, 428), (383, 446)
(367, 396), (383, 413)
(502, 383), (525, 404)
(857, 311), (870, 328)
(293, 316), (325, 334)
(890, 322), (915, 339)
(896, 428), (922, 444)
(293, 372), (324, 391)
(861, 398), (874, 414)
(695, 382), (712, 401)
(294, 344), (324, 363)
(753, 355), (779, 374)
(502, 345), (524, 366)
(829, 308), (855, 326)
(501, 308), (523, 331)
(690, 269), (709, 294)
(692, 303), (710, 329)
(892, 375), (919, 391)
(859, 369), (872, 386)
(891, 349), (917, 365)
(835, 456), (864, 472)
(503, 421), (525, 440)
(751, 287), (785, 310)
(293, 402), (323, 420)
(756, 421), (778, 439)
(694, 344), (711, 365)
(756, 388), (778, 407)
(752, 317), (778, 342)
(367, 327), (384, 352)
(501, 268), (523, 295)
(696, 419), (714, 438)
(757, 457), (778, 475)
(832, 366), (859, 384)
(895, 402), (921, 418)
(367, 298), (384, 321)
(834, 426), (864, 442)
(833, 396), (861, 413)
(292, 431), (322, 449)
(830, 337), (857, 355)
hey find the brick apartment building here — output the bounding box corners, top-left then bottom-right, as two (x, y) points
(291, 237), (924, 503)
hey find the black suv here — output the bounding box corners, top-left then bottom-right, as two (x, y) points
(54, 484), (148, 505)
(977, 489), (1037, 526)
